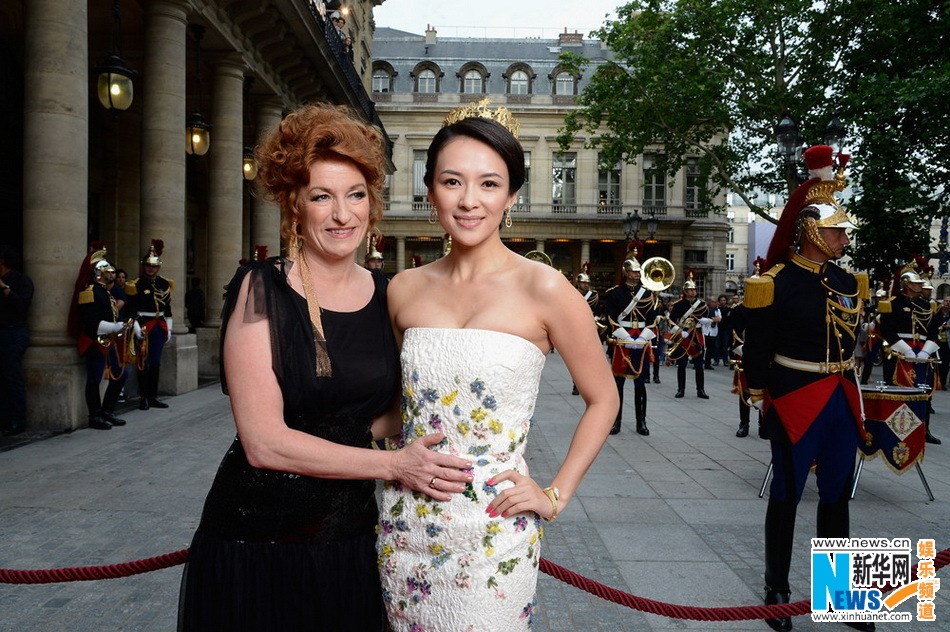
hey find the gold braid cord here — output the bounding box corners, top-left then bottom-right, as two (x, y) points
(801, 216), (838, 259)
(823, 278), (862, 369)
(442, 98), (520, 138)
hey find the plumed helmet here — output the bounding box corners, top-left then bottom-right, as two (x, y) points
(575, 272), (590, 283)
(143, 239), (163, 266)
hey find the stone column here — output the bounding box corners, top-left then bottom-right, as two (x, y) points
(580, 239), (590, 267)
(396, 236), (406, 273)
(21, 0), (89, 430)
(198, 55), (245, 380)
(205, 55), (246, 327)
(535, 239), (545, 253)
(250, 99), (283, 258)
(141, 0), (197, 396)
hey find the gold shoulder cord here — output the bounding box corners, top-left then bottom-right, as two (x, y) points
(823, 276), (861, 368)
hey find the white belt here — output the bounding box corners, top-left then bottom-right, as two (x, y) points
(137, 311), (164, 319)
(773, 354), (855, 374)
(617, 320), (646, 328)
(897, 333), (919, 340)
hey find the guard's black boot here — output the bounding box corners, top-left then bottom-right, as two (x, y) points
(139, 397), (149, 410)
(925, 418), (941, 444)
(148, 398), (169, 409)
(675, 364), (686, 397)
(737, 400), (750, 437)
(764, 497), (798, 632)
(88, 414), (112, 430)
(695, 361), (707, 398)
(634, 388), (649, 435)
(610, 418), (621, 435)
(817, 497), (850, 540)
(764, 587), (793, 631)
(100, 411), (126, 427)
(697, 391), (710, 399)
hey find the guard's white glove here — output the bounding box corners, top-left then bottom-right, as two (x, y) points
(890, 339), (916, 360)
(133, 320), (143, 339)
(681, 330), (690, 338)
(733, 344), (744, 357)
(165, 317), (173, 342)
(98, 321), (125, 335)
(698, 317), (712, 326)
(918, 340), (940, 360)
(611, 327), (633, 341)
(636, 329), (656, 343)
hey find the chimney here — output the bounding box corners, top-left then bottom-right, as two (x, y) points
(558, 29), (583, 46)
(425, 24), (437, 45)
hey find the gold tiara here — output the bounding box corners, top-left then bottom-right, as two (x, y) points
(442, 98), (520, 138)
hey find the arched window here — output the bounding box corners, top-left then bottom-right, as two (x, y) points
(554, 71), (576, 96)
(463, 69), (483, 93)
(372, 69), (391, 93)
(509, 70), (529, 94)
(416, 68), (437, 93)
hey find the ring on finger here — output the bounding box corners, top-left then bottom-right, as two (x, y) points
(429, 476), (438, 488)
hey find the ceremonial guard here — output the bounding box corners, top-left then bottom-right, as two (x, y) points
(604, 253), (662, 435)
(125, 239), (174, 410)
(364, 232), (384, 271)
(730, 259), (765, 438)
(571, 267), (601, 396)
(69, 245), (132, 430)
(877, 263), (941, 444)
(743, 145), (872, 632)
(859, 289), (887, 384)
(666, 272), (710, 399)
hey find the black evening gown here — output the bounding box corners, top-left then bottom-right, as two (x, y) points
(178, 258), (398, 632)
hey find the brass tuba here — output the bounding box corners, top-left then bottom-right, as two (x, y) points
(640, 257), (675, 293)
(524, 250), (554, 267)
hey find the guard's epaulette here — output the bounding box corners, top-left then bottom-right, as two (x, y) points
(125, 280), (138, 296)
(743, 264), (784, 309)
(166, 278), (175, 292)
(877, 299), (893, 314)
(78, 285), (95, 305)
(854, 272), (870, 301)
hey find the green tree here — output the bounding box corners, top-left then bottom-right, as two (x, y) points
(559, 0), (846, 221)
(834, 0), (949, 281)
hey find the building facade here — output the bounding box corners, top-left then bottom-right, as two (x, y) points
(1, 0), (386, 431)
(370, 26), (729, 296)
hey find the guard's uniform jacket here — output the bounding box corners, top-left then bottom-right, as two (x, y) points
(125, 274), (173, 339)
(604, 283), (660, 378)
(743, 253), (868, 444)
(77, 282), (119, 357)
(878, 292), (940, 388)
(667, 296), (708, 361)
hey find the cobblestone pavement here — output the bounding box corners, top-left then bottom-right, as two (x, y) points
(2, 355), (950, 631)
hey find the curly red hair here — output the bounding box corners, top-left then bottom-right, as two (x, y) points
(255, 103), (387, 248)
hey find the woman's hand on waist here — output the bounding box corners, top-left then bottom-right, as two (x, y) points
(390, 432), (474, 501)
(484, 470), (557, 521)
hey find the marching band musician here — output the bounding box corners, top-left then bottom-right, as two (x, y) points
(604, 253), (660, 436)
(666, 272), (710, 399)
(730, 259), (766, 438)
(571, 268), (601, 396)
(877, 263), (942, 444)
(70, 245), (131, 430)
(743, 145), (873, 632)
(125, 239), (174, 411)
(859, 288), (887, 384)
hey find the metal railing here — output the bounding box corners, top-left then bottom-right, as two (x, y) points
(383, 203), (716, 220)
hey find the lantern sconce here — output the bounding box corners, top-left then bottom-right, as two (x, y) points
(185, 24), (212, 156)
(94, 0), (136, 111)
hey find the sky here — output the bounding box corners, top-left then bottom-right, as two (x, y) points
(372, 0), (620, 39)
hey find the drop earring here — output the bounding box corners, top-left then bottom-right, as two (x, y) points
(428, 206), (438, 224)
(504, 207), (513, 228)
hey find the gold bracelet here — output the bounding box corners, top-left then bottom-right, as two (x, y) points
(541, 486), (560, 522)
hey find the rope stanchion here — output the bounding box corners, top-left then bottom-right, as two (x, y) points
(2, 548), (948, 623)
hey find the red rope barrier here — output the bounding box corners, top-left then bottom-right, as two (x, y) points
(2, 548), (948, 623)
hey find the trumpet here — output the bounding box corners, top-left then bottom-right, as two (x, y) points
(641, 257), (675, 293)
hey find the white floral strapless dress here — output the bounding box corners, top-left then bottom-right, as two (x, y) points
(378, 327), (548, 632)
